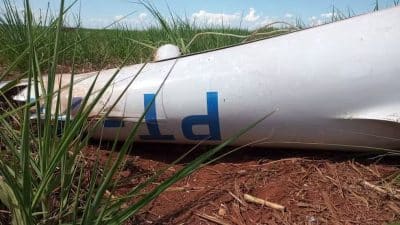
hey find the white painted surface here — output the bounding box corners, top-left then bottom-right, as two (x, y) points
(12, 7), (400, 150)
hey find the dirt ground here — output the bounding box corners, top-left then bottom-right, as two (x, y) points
(84, 143), (400, 225)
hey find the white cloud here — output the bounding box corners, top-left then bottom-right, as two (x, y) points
(85, 9), (337, 30)
(308, 16), (323, 26)
(258, 17), (275, 26)
(190, 8), (263, 28)
(191, 10), (240, 25)
(284, 13), (293, 18)
(306, 12), (339, 26)
(247, 16), (278, 29)
(85, 12), (153, 29)
(138, 13), (147, 21)
(320, 12), (334, 18)
(244, 8), (260, 22)
(114, 15), (124, 21)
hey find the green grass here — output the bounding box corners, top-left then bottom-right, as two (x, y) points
(58, 26), (251, 65)
(0, 6), (253, 73)
(0, 0), (299, 74)
(0, 1), (275, 224)
(0, 24), (253, 73)
(0, 21), (296, 74)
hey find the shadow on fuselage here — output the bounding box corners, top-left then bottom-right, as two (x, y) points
(87, 139), (400, 166)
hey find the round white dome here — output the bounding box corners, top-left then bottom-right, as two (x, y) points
(153, 44), (181, 61)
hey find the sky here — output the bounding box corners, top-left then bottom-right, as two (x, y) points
(12, 0), (399, 29)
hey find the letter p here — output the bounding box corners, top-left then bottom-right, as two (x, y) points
(181, 92), (221, 141)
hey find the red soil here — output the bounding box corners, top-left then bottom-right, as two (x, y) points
(84, 144), (400, 225)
